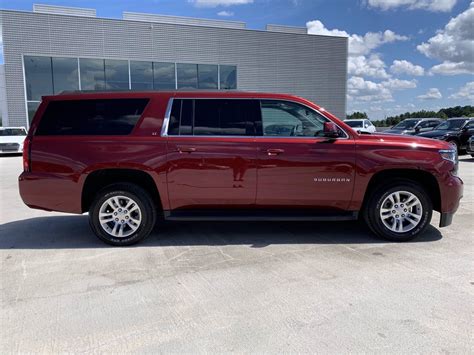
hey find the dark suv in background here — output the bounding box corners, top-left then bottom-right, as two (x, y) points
(384, 118), (442, 135)
(417, 118), (474, 153)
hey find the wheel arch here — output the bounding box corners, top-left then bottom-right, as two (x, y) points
(362, 169), (441, 213)
(81, 168), (163, 215)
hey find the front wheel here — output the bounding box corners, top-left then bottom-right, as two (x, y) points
(89, 183), (157, 246)
(364, 180), (432, 242)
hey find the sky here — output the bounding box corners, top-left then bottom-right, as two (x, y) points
(0, 0), (473, 119)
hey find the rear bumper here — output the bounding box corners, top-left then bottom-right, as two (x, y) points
(19, 171), (83, 214)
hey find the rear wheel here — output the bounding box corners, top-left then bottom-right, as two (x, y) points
(364, 180), (432, 242)
(89, 183), (156, 246)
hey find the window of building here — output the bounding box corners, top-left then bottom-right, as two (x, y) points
(260, 100), (328, 137)
(198, 64), (218, 89)
(105, 59), (129, 90)
(36, 99), (149, 136)
(219, 65), (237, 90)
(154, 62), (176, 90)
(27, 101), (41, 124)
(130, 61), (153, 90)
(177, 63), (198, 89)
(80, 58), (105, 90)
(52, 57), (79, 94)
(24, 56), (53, 101)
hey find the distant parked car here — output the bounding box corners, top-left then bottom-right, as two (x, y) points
(417, 118), (474, 153)
(466, 136), (474, 157)
(344, 119), (376, 134)
(0, 127), (27, 154)
(384, 118), (441, 135)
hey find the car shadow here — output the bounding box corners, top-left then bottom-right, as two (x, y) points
(0, 215), (442, 249)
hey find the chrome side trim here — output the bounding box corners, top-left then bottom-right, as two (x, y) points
(161, 97), (174, 137)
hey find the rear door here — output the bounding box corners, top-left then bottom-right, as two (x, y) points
(165, 98), (261, 210)
(255, 99), (356, 211)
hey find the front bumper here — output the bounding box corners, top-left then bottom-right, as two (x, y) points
(438, 173), (463, 228)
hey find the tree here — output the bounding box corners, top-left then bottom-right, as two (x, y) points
(346, 112), (368, 119)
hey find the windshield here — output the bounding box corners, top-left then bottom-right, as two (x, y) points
(435, 120), (466, 130)
(392, 119), (418, 130)
(0, 128), (27, 136)
(345, 121), (363, 128)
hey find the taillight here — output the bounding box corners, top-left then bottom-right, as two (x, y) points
(23, 136), (31, 172)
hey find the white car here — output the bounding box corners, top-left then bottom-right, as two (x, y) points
(344, 119), (377, 134)
(0, 127), (27, 154)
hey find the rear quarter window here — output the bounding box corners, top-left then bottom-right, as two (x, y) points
(35, 98), (149, 136)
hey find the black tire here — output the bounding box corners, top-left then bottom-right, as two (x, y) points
(89, 183), (157, 246)
(364, 180), (432, 242)
(471, 154), (474, 158)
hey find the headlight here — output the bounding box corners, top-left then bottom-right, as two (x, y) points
(439, 149), (457, 164)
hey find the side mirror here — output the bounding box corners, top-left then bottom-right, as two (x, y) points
(323, 122), (339, 138)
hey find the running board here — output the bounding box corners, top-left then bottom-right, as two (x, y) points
(163, 210), (359, 222)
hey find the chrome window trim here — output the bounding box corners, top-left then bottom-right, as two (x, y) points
(160, 97), (349, 140)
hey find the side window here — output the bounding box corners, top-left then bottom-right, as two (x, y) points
(167, 99), (260, 136)
(418, 121), (430, 129)
(465, 121), (474, 130)
(260, 100), (329, 137)
(429, 121), (439, 128)
(36, 99), (149, 136)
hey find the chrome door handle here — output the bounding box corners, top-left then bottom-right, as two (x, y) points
(267, 148), (285, 156)
(177, 147), (196, 153)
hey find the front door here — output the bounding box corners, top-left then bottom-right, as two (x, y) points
(256, 100), (356, 211)
(166, 98), (261, 210)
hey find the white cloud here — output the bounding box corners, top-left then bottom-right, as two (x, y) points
(188, 0), (253, 7)
(449, 81), (474, 100)
(348, 54), (390, 79)
(347, 76), (417, 102)
(217, 10), (234, 16)
(417, 2), (474, 75)
(382, 78), (418, 89)
(306, 20), (408, 56)
(390, 59), (425, 76)
(417, 88), (443, 100)
(367, 0), (458, 12)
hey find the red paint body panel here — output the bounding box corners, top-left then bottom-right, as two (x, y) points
(19, 91), (463, 222)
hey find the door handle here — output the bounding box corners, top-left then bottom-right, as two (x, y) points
(177, 147), (196, 153)
(266, 148), (285, 156)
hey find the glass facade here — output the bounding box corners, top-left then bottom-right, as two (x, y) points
(105, 59), (129, 90)
(220, 65), (237, 90)
(130, 61), (153, 90)
(24, 55), (237, 124)
(177, 63), (198, 89)
(154, 62), (176, 90)
(198, 64), (218, 89)
(52, 57), (79, 94)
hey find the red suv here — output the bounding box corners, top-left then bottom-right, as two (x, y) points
(19, 91), (463, 246)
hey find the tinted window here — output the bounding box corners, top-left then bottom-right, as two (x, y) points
(52, 57), (79, 94)
(168, 99), (259, 136)
(177, 64), (198, 89)
(154, 62), (176, 90)
(24, 56), (53, 101)
(465, 121), (474, 129)
(36, 99), (149, 136)
(436, 119), (466, 130)
(0, 129), (27, 136)
(345, 121), (363, 128)
(130, 61), (153, 90)
(393, 119), (418, 129)
(80, 58), (105, 90)
(105, 59), (129, 90)
(220, 65), (237, 90)
(261, 100), (329, 137)
(198, 64), (218, 89)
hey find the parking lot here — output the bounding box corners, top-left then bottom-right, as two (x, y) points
(1, 155), (472, 353)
